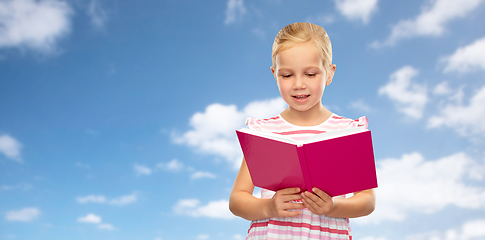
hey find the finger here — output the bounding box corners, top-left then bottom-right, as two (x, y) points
(283, 193), (304, 202)
(280, 187), (301, 195)
(276, 188), (303, 202)
(312, 188), (332, 202)
(284, 202), (304, 210)
(301, 193), (322, 214)
(302, 191), (323, 206)
(301, 198), (318, 214)
(301, 196), (312, 207)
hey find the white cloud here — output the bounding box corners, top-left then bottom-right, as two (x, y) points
(174, 199), (199, 209)
(334, 0), (378, 24)
(348, 99), (372, 112)
(378, 66), (427, 119)
(361, 237), (387, 240)
(134, 164), (152, 176)
(85, 128), (98, 135)
(405, 219), (485, 240)
(77, 213), (116, 230)
(157, 159), (185, 172)
(372, 0), (484, 47)
(75, 161), (90, 169)
(197, 234), (209, 240)
(109, 192), (137, 206)
(0, 0), (72, 53)
(428, 85), (485, 136)
(224, 0), (246, 25)
(306, 15), (335, 26)
(191, 171), (216, 180)
(174, 199), (234, 219)
(0, 185), (13, 191)
(76, 195), (107, 204)
(432, 81), (465, 105)
(433, 81), (452, 95)
(76, 193), (137, 206)
(460, 219), (485, 239)
(442, 37), (485, 73)
(354, 152), (485, 225)
(78, 213), (101, 223)
(0, 134), (22, 162)
(243, 98), (287, 119)
(157, 160), (216, 180)
(5, 208), (40, 222)
(87, 0), (108, 29)
(173, 97), (286, 169)
(97, 223), (115, 230)
(0, 183), (31, 192)
(233, 234), (244, 240)
(252, 28), (265, 38)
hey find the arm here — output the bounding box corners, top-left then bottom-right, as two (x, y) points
(301, 188), (375, 218)
(229, 158), (304, 221)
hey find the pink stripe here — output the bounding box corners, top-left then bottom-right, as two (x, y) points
(267, 229), (348, 240)
(275, 130), (327, 135)
(248, 220), (349, 235)
(262, 116), (281, 121)
(267, 124), (343, 131)
(263, 126), (295, 131)
(247, 226), (268, 237)
(326, 119), (352, 124)
(261, 120), (286, 125)
(244, 114), (362, 240)
(298, 211), (342, 224)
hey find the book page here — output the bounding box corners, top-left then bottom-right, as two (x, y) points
(237, 127), (368, 145)
(303, 127), (367, 144)
(236, 128), (298, 145)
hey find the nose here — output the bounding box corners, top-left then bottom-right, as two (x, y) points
(293, 75), (306, 89)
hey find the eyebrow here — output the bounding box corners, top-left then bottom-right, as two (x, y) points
(277, 66), (322, 73)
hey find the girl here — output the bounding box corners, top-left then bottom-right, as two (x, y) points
(229, 22), (376, 240)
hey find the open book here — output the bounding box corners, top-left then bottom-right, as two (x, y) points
(236, 127), (377, 197)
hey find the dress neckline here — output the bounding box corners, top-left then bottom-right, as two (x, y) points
(277, 113), (336, 128)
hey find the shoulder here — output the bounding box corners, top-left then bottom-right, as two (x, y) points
(245, 115), (283, 131)
(327, 114), (369, 129)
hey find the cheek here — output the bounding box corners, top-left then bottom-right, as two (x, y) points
(277, 80), (290, 91)
(313, 81), (326, 95)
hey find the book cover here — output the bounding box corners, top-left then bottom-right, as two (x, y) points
(236, 127), (378, 197)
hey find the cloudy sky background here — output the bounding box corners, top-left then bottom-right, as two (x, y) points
(1, 0), (485, 239)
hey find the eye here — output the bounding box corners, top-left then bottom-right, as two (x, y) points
(306, 73), (317, 77)
(281, 74), (293, 78)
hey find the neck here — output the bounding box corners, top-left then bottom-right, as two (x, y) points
(280, 104), (333, 126)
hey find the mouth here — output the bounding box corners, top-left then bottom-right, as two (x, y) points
(292, 94), (310, 100)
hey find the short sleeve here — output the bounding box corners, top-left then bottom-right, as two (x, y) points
(349, 116), (369, 129)
(245, 117), (262, 131)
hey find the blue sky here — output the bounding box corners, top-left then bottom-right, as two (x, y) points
(1, 0), (485, 239)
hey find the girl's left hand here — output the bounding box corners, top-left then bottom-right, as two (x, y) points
(301, 187), (336, 215)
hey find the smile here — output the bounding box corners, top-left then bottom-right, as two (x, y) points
(293, 95), (310, 100)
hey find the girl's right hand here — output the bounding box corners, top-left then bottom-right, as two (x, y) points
(267, 187), (304, 218)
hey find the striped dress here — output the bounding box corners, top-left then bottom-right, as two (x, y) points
(245, 113), (368, 240)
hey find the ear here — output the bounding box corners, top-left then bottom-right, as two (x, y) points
(326, 64), (336, 86)
(270, 66), (277, 82)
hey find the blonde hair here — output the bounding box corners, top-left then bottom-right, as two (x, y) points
(272, 22), (333, 70)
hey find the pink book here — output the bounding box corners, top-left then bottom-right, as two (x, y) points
(236, 127), (378, 197)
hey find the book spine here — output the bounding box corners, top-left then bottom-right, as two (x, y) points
(296, 146), (313, 192)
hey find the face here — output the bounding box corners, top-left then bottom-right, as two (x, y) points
(271, 42), (335, 114)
